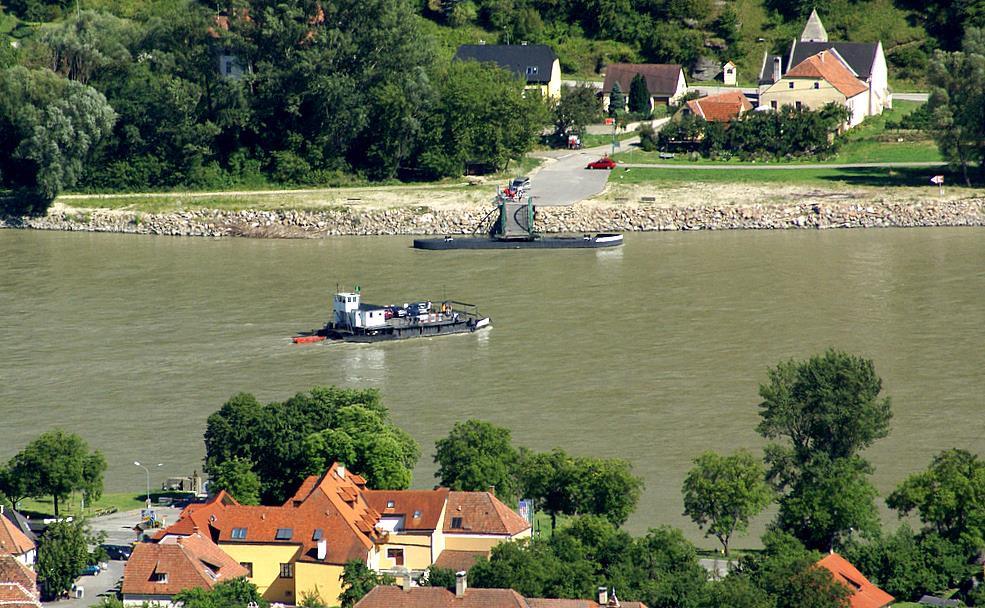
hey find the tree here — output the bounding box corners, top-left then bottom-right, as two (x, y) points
(740, 531), (851, 608)
(4, 430), (106, 516)
(209, 457), (261, 505)
(338, 560), (394, 608)
(553, 85), (602, 139)
(702, 575), (773, 608)
(421, 566), (457, 590)
(775, 456), (880, 552)
(204, 386), (420, 503)
(757, 350), (892, 467)
(887, 448), (985, 548)
(518, 449), (643, 529)
(36, 519), (95, 600)
(628, 72), (650, 114)
(609, 81), (624, 116)
(926, 31), (985, 185)
(174, 577), (267, 608)
(434, 419), (520, 505)
(682, 450), (772, 555)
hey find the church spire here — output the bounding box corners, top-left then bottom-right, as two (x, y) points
(800, 8), (828, 42)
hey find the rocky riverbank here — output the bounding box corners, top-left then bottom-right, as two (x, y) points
(3, 197), (985, 238)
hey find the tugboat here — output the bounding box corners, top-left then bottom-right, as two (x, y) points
(293, 290), (490, 344)
(413, 189), (623, 250)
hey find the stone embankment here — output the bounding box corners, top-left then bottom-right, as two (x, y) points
(3, 199), (985, 238)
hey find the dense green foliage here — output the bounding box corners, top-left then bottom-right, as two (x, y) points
(736, 531), (851, 608)
(173, 577), (267, 608)
(659, 104), (850, 160)
(338, 561), (394, 608)
(204, 386), (420, 504)
(434, 419), (521, 505)
(552, 84), (602, 139)
(0, 429), (106, 516)
(36, 519), (99, 601)
(682, 450), (772, 555)
(757, 350), (892, 551)
(208, 456), (261, 505)
(926, 28), (985, 185)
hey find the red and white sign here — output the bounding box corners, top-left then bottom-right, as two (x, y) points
(930, 175), (944, 185)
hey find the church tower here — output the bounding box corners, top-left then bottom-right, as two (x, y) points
(800, 8), (828, 42)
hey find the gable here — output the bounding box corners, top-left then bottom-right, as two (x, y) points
(790, 41), (879, 80)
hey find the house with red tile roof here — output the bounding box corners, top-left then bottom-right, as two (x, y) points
(121, 532), (248, 607)
(0, 509), (36, 568)
(759, 49), (870, 128)
(137, 463), (531, 606)
(356, 574), (646, 608)
(816, 553), (894, 608)
(0, 555), (38, 608)
(683, 91), (753, 123)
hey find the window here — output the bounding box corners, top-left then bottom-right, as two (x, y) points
(225, 61), (233, 75)
(275, 528), (293, 540)
(231, 527), (247, 540)
(386, 500), (395, 509)
(151, 572), (168, 583)
(240, 562), (253, 577)
(451, 517), (463, 529)
(813, 81), (820, 89)
(387, 548), (404, 566)
(771, 100), (778, 110)
(312, 529), (323, 541)
(788, 82), (795, 89)
(279, 563), (294, 578)
(525, 66), (538, 75)
(413, 510), (422, 519)
(795, 101), (803, 110)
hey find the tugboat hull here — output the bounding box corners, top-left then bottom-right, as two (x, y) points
(322, 317), (490, 343)
(413, 233), (623, 250)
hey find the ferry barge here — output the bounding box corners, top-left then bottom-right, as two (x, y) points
(413, 192), (623, 250)
(294, 291), (490, 344)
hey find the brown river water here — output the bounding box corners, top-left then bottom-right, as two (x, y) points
(1, 228), (984, 547)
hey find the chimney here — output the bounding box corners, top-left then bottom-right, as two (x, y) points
(598, 587), (608, 605)
(337, 463), (346, 479)
(819, 50), (826, 62)
(455, 571), (467, 598)
(487, 485), (495, 495)
(772, 57), (781, 83)
(317, 539), (327, 561)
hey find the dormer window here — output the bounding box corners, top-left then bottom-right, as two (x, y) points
(413, 511), (422, 519)
(525, 66), (538, 75)
(151, 572), (168, 583)
(312, 528), (323, 541)
(275, 528), (293, 540)
(231, 527), (247, 540)
(386, 500), (395, 509)
(451, 517), (463, 529)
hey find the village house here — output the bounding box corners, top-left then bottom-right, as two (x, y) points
(454, 44), (562, 100)
(0, 508), (36, 569)
(722, 61), (737, 86)
(682, 90), (753, 122)
(355, 573), (648, 608)
(816, 553), (894, 608)
(759, 9), (891, 119)
(0, 555), (40, 608)
(602, 64), (687, 112)
(122, 533), (249, 607)
(759, 49), (870, 128)
(127, 463), (531, 606)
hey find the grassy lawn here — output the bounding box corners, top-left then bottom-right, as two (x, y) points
(580, 131), (638, 149)
(16, 492), (149, 519)
(611, 165), (963, 188)
(613, 101), (941, 166)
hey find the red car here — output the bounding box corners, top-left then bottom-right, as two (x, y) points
(586, 157), (617, 170)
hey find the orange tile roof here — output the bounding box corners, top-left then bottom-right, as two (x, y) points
(817, 553), (894, 608)
(0, 518), (34, 557)
(355, 586), (528, 608)
(364, 489), (450, 532)
(122, 533), (248, 598)
(0, 555), (36, 594)
(433, 549), (485, 572)
(685, 91), (753, 122)
(0, 583), (40, 608)
(784, 51), (868, 98)
(444, 492), (530, 536)
(166, 464), (381, 566)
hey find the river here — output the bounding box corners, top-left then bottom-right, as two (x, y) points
(1, 228), (983, 547)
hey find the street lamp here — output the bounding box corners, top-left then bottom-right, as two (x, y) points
(134, 461), (163, 508)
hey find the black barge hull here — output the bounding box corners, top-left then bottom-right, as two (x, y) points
(321, 318), (490, 343)
(413, 233), (623, 250)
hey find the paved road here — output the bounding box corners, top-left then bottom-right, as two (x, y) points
(42, 507), (184, 608)
(618, 161), (946, 170)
